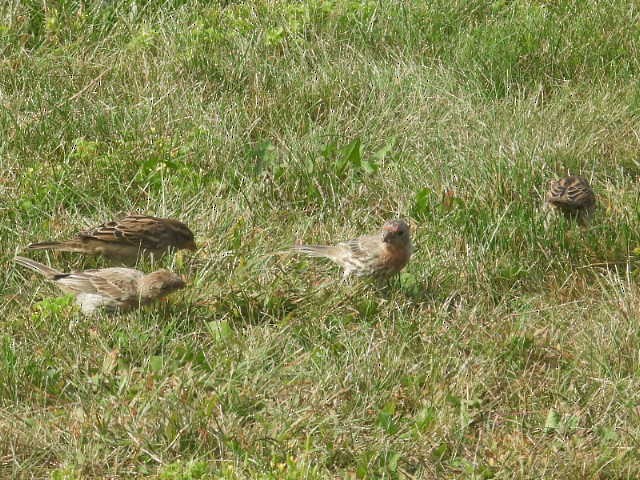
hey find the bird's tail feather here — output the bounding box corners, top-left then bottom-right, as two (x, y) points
(27, 240), (86, 252)
(291, 244), (338, 259)
(15, 256), (62, 279)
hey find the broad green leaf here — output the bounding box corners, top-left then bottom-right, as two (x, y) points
(207, 319), (233, 343)
(412, 188), (432, 219)
(372, 137), (395, 162)
(149, 355), (164, 373)
(544, 409), (561, 432)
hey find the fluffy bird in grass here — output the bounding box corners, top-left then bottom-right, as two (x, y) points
(545, 175), (596, 225)
(27, 215), (196, 263)
(292, 219), (412, 280)
(15, 256), (186, 315)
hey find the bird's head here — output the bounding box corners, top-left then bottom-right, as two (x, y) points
(168, 221), (197, 251)
(139, 270), (187, 300)
(381, 219), (411, 246)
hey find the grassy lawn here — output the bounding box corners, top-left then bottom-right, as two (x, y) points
(3, 0), (640, 478)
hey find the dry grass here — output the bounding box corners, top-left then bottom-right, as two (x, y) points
(2, 1), (640, 478)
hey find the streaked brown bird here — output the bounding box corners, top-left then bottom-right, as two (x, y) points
(27, 215), (196, 263)
(15, 256), (186, 315)
(545, 175), (596, 225)
(292, 219), (412, 279)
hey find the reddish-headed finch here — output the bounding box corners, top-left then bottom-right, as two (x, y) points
(15, 256), (186, 315)
(292, 219), (412, 279)
(545, 175), (596, 225)
(27, 215), (196, 263)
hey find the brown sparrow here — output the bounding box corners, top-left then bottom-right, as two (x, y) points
(292, 219), (412, 279)
(15, 256), (186, 315)
(545, 175), (596, 225)
(27, 215), (196, 263)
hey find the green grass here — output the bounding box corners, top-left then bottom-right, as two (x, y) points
(3, 0), (640, 478)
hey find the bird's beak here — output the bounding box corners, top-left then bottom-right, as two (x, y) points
(186, 240), (197, 251)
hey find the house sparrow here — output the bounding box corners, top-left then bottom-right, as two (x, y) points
(292, 219), (412, 279)
(15, 256), (186, 315)
(545, 175), (596, 225)
(27, 215), (196, 263)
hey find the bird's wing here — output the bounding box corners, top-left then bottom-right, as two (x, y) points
(55, 268), (141, 300)
(548, 179), (594, 208)
(336, 238), (364, 258)
(79, 215), (161, 248)
(338, 234), (381, 259)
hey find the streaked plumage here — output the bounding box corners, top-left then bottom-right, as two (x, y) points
(15, 256), (186, 315)
(545, 175), (596, 225)
(292, 219), (412, 279)
(27, 215), (196, 263)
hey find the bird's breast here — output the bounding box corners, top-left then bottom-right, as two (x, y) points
(379, 243), (412, 272)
